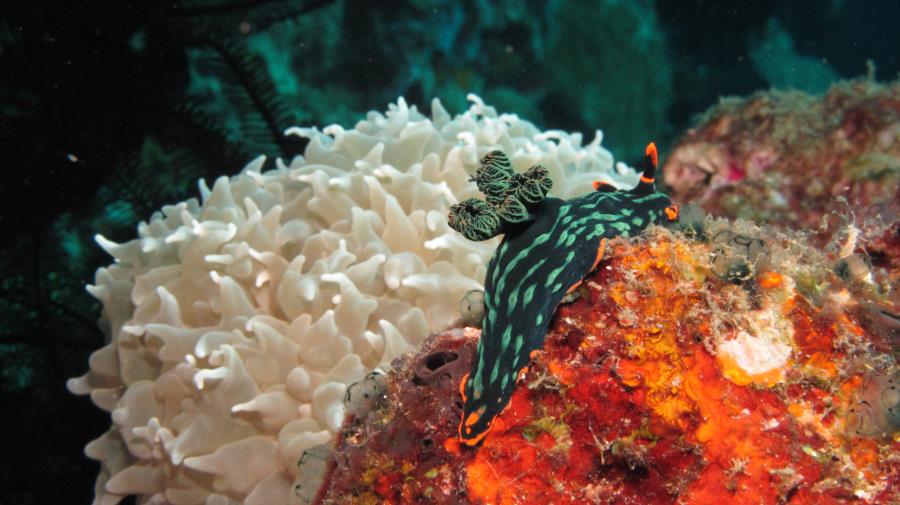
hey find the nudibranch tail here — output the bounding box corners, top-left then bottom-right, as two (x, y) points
(454, 142), (675, 447)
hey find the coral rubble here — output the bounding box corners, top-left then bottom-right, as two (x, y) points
(318, 223), (899, 504)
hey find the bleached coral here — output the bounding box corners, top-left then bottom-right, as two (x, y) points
(68, 94), (635, 505)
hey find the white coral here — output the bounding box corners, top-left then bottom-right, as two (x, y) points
(68, 94), (633, 505)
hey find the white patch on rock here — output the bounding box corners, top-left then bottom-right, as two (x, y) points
(718, 308), (794, 378)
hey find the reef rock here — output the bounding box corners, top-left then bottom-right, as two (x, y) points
(663, 79), (899, 230)
(663, 78), (900, 342)
(663, 79), (899, 280)
(316, 223), (899, 504)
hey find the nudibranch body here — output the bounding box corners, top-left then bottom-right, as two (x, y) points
(448, 143), (678, 446)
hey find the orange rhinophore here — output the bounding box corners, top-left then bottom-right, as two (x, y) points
(639, 142), (659, 184)
(646, 142), (658, 168)
(665, 205), (679, 221)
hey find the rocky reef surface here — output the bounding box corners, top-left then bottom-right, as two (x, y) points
(663, 79), (899, 231)
(662, 79), (900, 299)
(308, 220), (899, 504)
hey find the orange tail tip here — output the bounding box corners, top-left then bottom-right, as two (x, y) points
(460, 429), (488, 447)
(645, 142), (658, 168)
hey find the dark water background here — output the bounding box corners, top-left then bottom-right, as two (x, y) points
(0, 1), (898, 503)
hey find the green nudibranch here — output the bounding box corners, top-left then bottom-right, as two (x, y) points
(448, 142), (678, 447)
